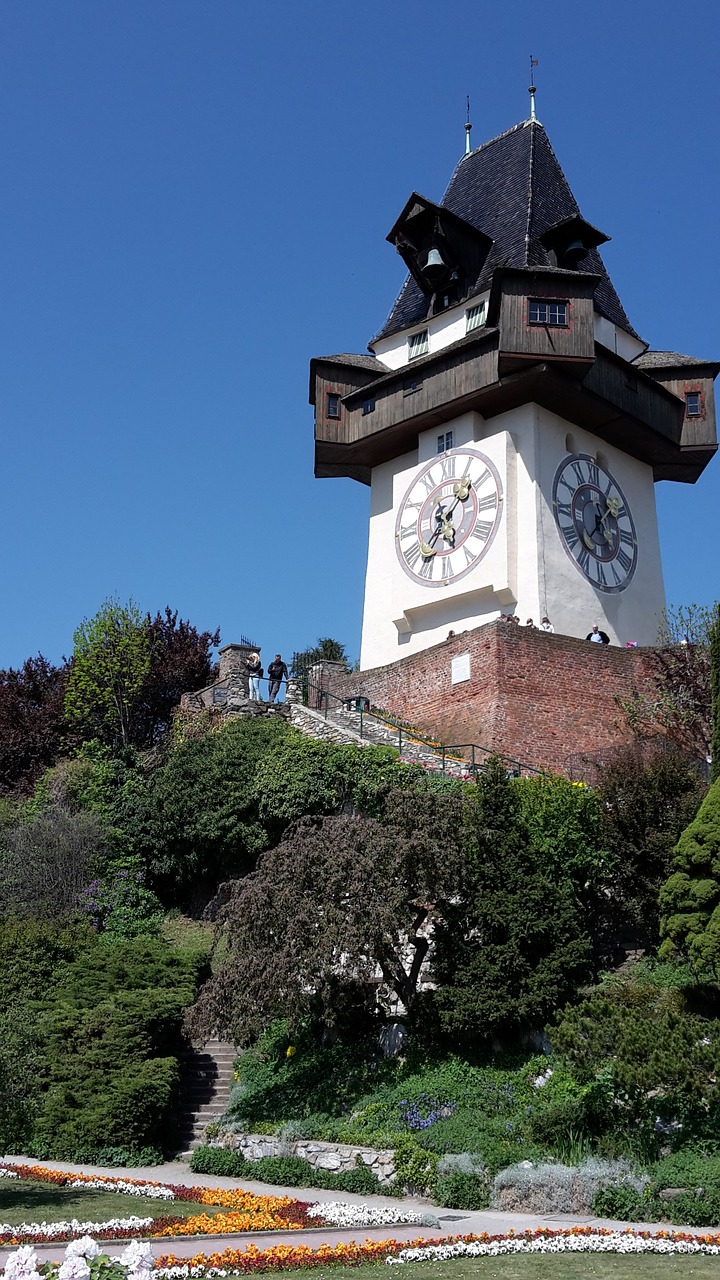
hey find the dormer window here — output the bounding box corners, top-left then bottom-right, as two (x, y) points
(528, 299), (568, 327)
(408, 329), (429, 361)
(326, 392), (341, 419)
(466, 301), (487, 333)
(686, 391), (702, 417)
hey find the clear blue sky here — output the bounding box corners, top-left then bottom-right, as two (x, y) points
(1, 0), (718, 670)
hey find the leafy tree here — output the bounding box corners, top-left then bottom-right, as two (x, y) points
(515, 774), (606, 891)
(659, 776), (720, 973)
(290, 636), (349, 677)
(618, 603), (715, 760)
(255, 736), (423, 829)
(0, 655), (69, 795)
(128, 717), (292, 908)
(64, 600), (219, 751)
(65, 597), (151, 749)
(432, 758), (592, 1044)
(133, 607), (220, 746)
(710, 603), (720, 784)
(188, 789), (466, 1044)
(594, 744), (706, 956)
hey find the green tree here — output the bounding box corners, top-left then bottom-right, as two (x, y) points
(594, 744), (706, 957)
(710, 603), (720, 784)
(659, 776), (720, 972)
(255, 736), (422, 829)
(65, 597), (151, 749)
(128, 716), (292, 908)
(432, 758), (592, 1043)
(290, 636), (349, 677)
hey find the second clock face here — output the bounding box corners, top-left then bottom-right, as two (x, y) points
(395, 448), (503, 587)
(552, 453), (638, 592)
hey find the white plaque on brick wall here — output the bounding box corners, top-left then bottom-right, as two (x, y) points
(451, 653), (471, 684)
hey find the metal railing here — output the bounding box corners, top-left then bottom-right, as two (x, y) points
(301, 678), (543, 779)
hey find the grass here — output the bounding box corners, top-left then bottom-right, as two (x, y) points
(288, 1261), (720, 1280)
(0, 1181), (218, 1226)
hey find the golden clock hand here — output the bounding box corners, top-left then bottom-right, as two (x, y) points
(452, 475), (471, 501)
(420, 539), (435, 558)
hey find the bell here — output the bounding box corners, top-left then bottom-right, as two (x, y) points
(425, 247), (445, 271)
(564, 238), (586, 265)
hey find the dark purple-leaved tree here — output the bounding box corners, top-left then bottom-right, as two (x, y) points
(0, 655), (70, 795)
(188, 790), (465, 1044)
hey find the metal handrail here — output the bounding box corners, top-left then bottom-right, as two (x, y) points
(299, 677), (543, 779)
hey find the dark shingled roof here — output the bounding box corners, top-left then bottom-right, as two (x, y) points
(634, 349), (719, 371)
(374, 120), (639, 344)
(317, 353), (389, 373)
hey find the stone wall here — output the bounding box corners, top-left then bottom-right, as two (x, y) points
(310, 621), (658, 778)
(213, 1130), (396, 1185)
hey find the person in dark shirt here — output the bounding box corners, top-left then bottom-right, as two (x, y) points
(587, 625), (610, 645)
(267, 654), (289, 703)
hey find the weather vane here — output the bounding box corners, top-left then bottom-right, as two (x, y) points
(465, 94), (472, 154)
(529, 55), (539, 122)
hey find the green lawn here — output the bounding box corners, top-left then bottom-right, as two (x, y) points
(0, 1181), (216, 1227)
(294, 1260), (720, 1280)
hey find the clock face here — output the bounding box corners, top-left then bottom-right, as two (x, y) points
(395, 448), (503, 587)
(552, 453), (638, 592)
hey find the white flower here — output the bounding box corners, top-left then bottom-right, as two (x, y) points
(308, 1202), (433, 1228)
(3, 1245), (42, 1280)
(120, 1240), (155, 1271)
(65, 1237), (101, 1260)
(0, 1168), (19, 1179)
(58, 1256), (91, 1280)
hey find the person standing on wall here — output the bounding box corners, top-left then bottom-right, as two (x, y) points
(245, 651), (264, 700)
(267, 653), (289, 704)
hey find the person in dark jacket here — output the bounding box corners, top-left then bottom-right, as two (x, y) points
(267, 654), (289, 704)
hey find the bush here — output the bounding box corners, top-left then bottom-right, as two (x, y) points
(75, 869), (164, 938)
(433, 1155), (489, 1209)
(191, 1146), (249, 1177)
(652, 1148), (720, 1192)
(0, 924), (208, 1160)
(190, 1146), (383, 1194)
(592, 1183), (647, 1220)
(491, 1158), (647, 1215)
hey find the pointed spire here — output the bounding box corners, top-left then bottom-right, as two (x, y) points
(465, 95), (472, 155)
(528, 55), (541, 124)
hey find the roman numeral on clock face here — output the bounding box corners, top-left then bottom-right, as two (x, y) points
(472, 518), (493, 542)
(476, 493), (498, 512)
(440, 454), (456, 480)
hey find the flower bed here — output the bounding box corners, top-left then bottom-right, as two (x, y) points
(387, 1227), (720, 1264)
(0, 1165), (317, 1246)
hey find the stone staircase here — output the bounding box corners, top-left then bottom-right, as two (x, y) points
(290, 701), (479, 777)
(174, 1037), (237, 1154)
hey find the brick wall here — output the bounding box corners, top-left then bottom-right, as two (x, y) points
(317, 622), (656, 777)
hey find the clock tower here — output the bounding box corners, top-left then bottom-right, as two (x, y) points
(311, 112), (718, 670)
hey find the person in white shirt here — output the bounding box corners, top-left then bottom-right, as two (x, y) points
(539, 616), (554, 633)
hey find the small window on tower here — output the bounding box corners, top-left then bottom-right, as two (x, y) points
(326, 393), (341, 419)
(408, 329), (429, 360)
(528, 299), (568, 327)
(437, 431), (453, 454)
(686, 391), (702, 417)
(466, 301), (487, 333)
(362, 397), (376, 416)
